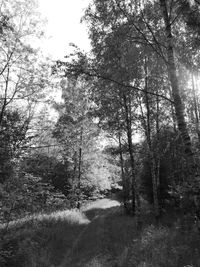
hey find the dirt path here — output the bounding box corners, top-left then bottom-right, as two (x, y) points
(59, 199), (137, 267)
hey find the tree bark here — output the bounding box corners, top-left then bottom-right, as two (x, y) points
(191, 71), (200, 143)
(118, 130), (129, 212)
(0, 67), (10, 127)
(160, 0), (195, 163)
(160, 0), (200, 225)
(156, 88), (161, 201)
(122, 93), (136, 215)
(77, 127), (83, 209)
(144, 59), (160, 218)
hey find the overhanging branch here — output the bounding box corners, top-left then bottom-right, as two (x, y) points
(64, 66), (174, 104)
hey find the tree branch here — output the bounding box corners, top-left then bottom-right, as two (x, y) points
(115, 1), (168, 64)
(66, 66), (174, 104)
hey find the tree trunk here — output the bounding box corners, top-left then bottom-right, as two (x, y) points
(0, 67), (10, 127)
(118, 131), (129, 212)
(122, 93), (136, 215)
(72, 151), (77, 180)
(144, 59), (160, 218)
(192, 71), (200, 143)
(160, 0), (196, 166)
(77, 127), (83, 209)
(160, 0), (200, 227)
(156, 89), (161, 204)
(168, 85), (177, 131)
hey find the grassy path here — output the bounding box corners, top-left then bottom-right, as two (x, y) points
(0, 198), (140, 267)
(2, 198), (200, 266)
(59, 199), (137, 267)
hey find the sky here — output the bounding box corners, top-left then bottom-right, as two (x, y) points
(37, 0), (91, 60)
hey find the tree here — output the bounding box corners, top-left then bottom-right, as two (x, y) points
(0, 0), (47, 126)
(0, 0), (59, 223)
(159, 0), (192, 158)
(53, 77), (104, 206)
(0, 109), (31, 183)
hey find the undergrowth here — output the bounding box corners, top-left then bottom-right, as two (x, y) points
(0, 209), (90, 267)
(117, 224), (200, 267)
(1, 206), (200, 267)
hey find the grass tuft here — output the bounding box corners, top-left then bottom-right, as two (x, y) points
(0, 208), (90, 230)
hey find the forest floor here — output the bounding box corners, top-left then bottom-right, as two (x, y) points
(1, 198), (200, 267)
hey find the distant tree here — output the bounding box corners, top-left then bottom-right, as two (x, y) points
(53, 78), (104, 206)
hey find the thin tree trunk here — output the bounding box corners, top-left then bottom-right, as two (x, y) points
(128, 89), (141, 213)
(77, 127), (83, 209)
(72, 151), (78, 200)
(122, 93), (136, 215)
(191, 71), (200, 143)
(0, 67), (10, 126)
(73, 151), (77, 180)
(168, 85), (177, 131)
(156, 89), (161, 204)
(118, 130), (129, 212)
(144, 59), (160, 218)
(118, 131), (125, 183)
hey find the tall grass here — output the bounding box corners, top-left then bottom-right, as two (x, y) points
(1, 201), (200, 267)
(0, 209), (90, 267)
(117, 224), (200, 267)
(0, 209), (90, 230)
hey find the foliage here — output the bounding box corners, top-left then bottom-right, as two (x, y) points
(21, 152), (72, 194)
(0, 172), (70, 224)
(52, 77), (117, 205)
(0, 0), (47, 120)
(140, 128), (186, 208)
(0, 109), (32, 183)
